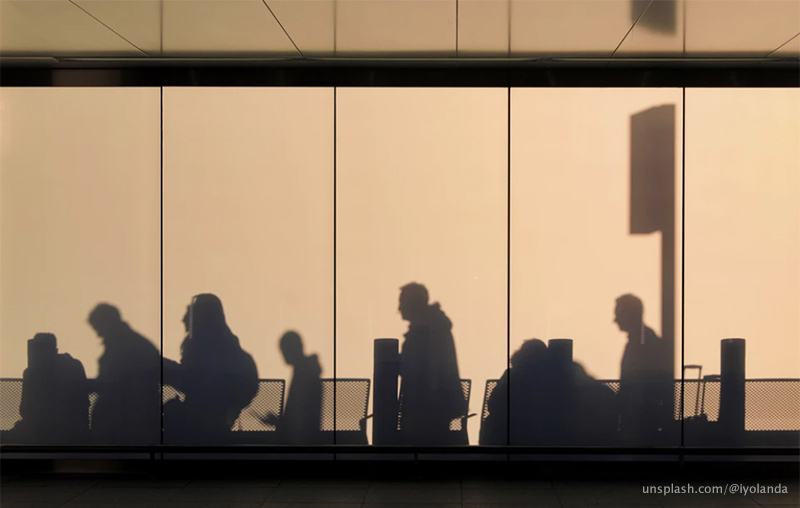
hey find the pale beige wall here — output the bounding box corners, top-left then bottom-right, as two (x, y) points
(0, 88), (161, 379)
(336, 88), (509, 444)
(684, 88), (800, 379)
(511, 88), (683, 381)
(162, 88), (334, 389)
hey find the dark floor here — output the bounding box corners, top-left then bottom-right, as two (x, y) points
(2, 472), (798, 508)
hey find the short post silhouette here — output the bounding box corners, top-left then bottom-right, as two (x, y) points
(543, 338), (576, 444)
(719, 338), (746, 442)
(373, 338), (400, 445)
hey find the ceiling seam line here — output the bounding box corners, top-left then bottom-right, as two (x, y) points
(766, 31), (800, 57)
(611, 0), (654, 58)
(261, 0), (305, 59)
(68, 0), (149, 57)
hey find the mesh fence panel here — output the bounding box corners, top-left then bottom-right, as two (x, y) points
(397, 379), (472, 432)
(88, 392), (99, 429)
(482, 380), (498, 423)
(600, 380), (620, 394)
(322, 379), (370, 432)
(449, 379), (472, 431)
(681, 380), (720, 421)
(162, 385), (184, 404)
(0, 380), (22, 430)
(3, 377), (797, 436)
(682, 380), (701, 419)
(746, 380), (800, 431)
(232, 380), (285, 431)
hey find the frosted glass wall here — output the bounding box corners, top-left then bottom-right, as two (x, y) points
(1, 86), (797, 449)
(0, 88), (161, 444)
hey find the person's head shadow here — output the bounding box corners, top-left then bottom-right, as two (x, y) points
(181, 293), (240, 362)
(398, 282), (430, 324)
(614, 293), (644, 336)
(88, 303), (124, 343)
(511, 339), (547, 373)
(279, 331), (305, 366)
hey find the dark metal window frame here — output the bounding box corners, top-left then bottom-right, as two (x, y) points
(1, 60), (797, 462)
(0, 60), (798, 87)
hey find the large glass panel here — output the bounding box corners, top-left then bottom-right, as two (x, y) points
(0, 88), (161, 445)
(510, 89), (683, 446)
(337, 88), (508, 446)
(162, 88), (334, 445)
(684, 88), (800, 447)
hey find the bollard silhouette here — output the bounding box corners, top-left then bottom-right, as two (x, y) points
(373, 338), (400, 445)
(548, 339), (573, 365)
(547, 338), (575, 444)
(719, 338), (746, 442)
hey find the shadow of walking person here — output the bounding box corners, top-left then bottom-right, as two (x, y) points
(88, 304), (160, 444)
(614, 294), (673, 444)
(397, 282), (466, 445)
(262, 331), (323, 444)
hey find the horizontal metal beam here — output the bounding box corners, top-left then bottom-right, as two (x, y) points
(1, 64), (798, 87)
(2, 444), (798, 456)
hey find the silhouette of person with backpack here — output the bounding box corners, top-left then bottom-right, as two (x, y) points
(163, 294), (258, 442)
(14, 333), (89, 443)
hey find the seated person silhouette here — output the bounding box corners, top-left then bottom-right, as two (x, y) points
(480, 339), (617, 445)
(14, 333), (89, 443)
(89, 304), (160, 444)
(614, 294), (673, 442)
(262, 331), (322, 444)
(480, 339), (547, 445)
(163, 294), (258, 443)
(486, 339), (576, 444)
(568, 358), (618, 445)
(397, 283), (466, 445)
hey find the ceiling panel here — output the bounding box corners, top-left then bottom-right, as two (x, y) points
(0, 0), (143, 56)
(510, 0), (648, 57)
(615, 0), (686, 56)
(457, 0), (510, 56)
(684, 0), (800, 56)
(161, 0), (297, 56)
(334, 0), (456, 56)
(1, 0), (797, 59)
(73, 0), (161, 55)
(771, 33), (800, 57)
(267, 0), (335, 56)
